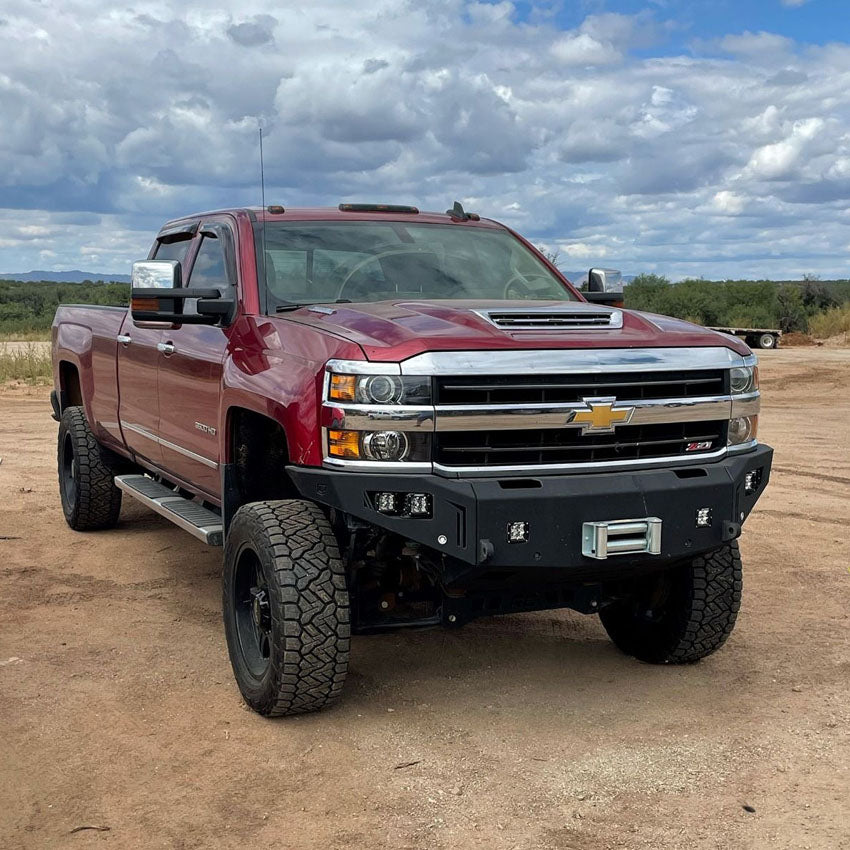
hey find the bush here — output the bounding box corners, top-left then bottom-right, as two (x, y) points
(808, 305), (850, 339)
(0, 279), (127, 337)
(0, 343), (52, 383)
(624, 276), (850, 332)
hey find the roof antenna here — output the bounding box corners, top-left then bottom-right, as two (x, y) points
(446, 200), (479, 221)
(259, 124), (268, 294)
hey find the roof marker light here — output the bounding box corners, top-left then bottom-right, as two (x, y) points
(338, 203), (419, 214)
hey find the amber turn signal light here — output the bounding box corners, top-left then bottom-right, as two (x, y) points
(329, 374), (356, 402)
(131, 297), (161, 311)
(328, 429), (360, 458)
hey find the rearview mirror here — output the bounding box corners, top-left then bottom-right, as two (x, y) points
(130, 259), (235, 326)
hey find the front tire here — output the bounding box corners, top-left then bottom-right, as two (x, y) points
(58, 406), (122, 530)
(222, 500), (350, 716)
(600, 542), (742, 664)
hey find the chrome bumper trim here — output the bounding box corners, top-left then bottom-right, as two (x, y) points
(322, 458), (432, 474)
(433, 395), (731, 432)
(399, 346), (749, 376)
(324, 394), (754, 434)
(319, 442), (761, 476)
(731, 393), (761, 418)
(326, 358), (402, 376)
(323, 403), (434, 431)
(432, 447), (731, 477)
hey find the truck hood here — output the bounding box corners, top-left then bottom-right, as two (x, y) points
(279, 300), (751, 361)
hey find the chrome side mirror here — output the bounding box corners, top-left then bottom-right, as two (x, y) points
(131, 259), (181, 289)
(130, 259), (235, 326)
(588, 268), (623, 293)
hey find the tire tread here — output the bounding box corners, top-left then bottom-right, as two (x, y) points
(600, 542), (742, 664)
(223, 500), (350, 716)
(58, 406), (122, 530)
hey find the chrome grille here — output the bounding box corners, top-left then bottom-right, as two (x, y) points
(435, 369), (727, 406)
(434, 421), (728, 467)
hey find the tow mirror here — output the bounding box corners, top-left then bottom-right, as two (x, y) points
(130, 260), (235, 326)
(584, 267), (625, 307)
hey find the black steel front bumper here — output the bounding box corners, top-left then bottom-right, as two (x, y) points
(287, 445), (772, 575)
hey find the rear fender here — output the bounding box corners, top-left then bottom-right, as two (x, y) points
(54, 323), (94, 425)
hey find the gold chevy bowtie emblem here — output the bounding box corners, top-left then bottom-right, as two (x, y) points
(569, 397), (635, 433)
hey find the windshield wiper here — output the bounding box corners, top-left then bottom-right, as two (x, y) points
(275, 299), (351, 313)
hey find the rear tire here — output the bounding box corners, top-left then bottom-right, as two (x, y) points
(758, 333), (777, 349)
(600, 542), (742, 664)
(58, 406), (122, 530)
(222, 500), (350, 716)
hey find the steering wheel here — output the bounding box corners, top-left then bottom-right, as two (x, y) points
(504, 271), (555, 299)
(336, 248), (432, 301)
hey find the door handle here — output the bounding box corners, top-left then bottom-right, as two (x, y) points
(157, 342), (176, 355)
(117, 334), (132, 345)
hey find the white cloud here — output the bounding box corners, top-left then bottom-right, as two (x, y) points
(720, 31), (794, 57)
(710, 191), (747, 215)
(550, 32), (621, 66)
(746, 117), (825, 179)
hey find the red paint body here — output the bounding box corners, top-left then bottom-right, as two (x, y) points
(52, 207), (750, 505)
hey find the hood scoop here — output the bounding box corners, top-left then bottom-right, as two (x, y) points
(474, 306), (624, 331)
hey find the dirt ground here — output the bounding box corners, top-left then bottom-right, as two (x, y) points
(1, 348), (848, 850)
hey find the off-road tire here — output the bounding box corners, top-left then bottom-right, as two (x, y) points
(600, 542), (742, 664)
(58, 406), (123, 530)
(222, 500), (350, 716)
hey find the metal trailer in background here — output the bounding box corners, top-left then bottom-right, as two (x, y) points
(709, 326), (782, 349)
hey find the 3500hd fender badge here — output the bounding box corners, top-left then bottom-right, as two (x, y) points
(194, 421), (217, 436)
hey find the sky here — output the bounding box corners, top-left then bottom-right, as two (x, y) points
(1, 0), (849, 280)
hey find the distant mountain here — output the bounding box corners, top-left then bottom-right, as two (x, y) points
(1, 269), (131, 283)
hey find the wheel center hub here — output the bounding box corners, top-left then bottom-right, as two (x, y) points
(250, 587), (270, 632)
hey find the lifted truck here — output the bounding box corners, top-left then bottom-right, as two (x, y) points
(52, 202), (772, 716)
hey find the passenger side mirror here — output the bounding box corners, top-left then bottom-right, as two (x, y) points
(584, 267), (625, 307)
(587, 268), (623, 293)
(130, 260), (235, 326)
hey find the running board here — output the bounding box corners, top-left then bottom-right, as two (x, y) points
(115, 474), (223, 546)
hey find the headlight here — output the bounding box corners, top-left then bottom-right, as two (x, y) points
(728, 415), (758, 445)
(328, 429), (430, 462)
(328, 373), (431, 405)
(730, 366), (758, 395)
(363, 430), (409, 461)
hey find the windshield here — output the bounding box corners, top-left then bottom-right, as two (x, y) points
(258, 221), (577, 310)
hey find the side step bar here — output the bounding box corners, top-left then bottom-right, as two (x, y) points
(115, 474), (223, 546)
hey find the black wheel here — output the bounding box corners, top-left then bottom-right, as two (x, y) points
(223, 500), (350, 716)
(599, 542), (742, 664)
(58, 406), (122, 530)
(758, 333), (777, 349)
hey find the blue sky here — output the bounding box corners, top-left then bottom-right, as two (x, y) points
(512, 0), (848, 47)
(1, 0), (849, 279)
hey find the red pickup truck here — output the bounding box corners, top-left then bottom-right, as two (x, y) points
(52, 203), (771, 716)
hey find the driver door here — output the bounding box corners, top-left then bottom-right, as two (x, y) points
(156, 219), (235, 499)
(117, 226), (195, 466)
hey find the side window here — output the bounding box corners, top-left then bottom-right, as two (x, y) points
(184, 234), (230, 315)
(153, 236), (192, 267)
